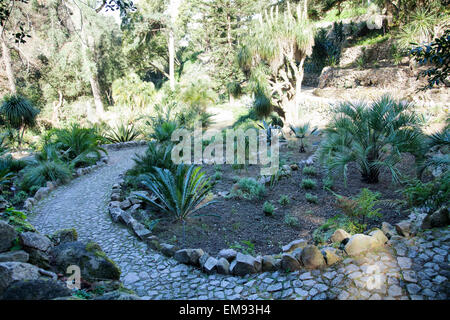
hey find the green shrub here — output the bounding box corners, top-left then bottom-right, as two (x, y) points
(230, 177), (265, 200)
(0, 208), (35, 232)
(149, 120), (178, 143)
(105, 123), (140, 143)
(284, 213), (300, 228)
(319, 95), (424, 184)
(305, 193), (318, 204)
(11, 191), (28, 206)
(401, 174), (449, 211)
(279, 195), (290, 206)
(263, 201), (275, 216)
(136, 165), (215, 222)
(302, 166), (316, 176)
(334, 188), (382, 226)
(21, 161), (71, 191)
(301, 178), (317, 190)
(129, 142), (175, 176)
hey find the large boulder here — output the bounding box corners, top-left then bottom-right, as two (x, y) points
(229, 253), (259, 276)
(1, 279), (71, 300)
(0, 262), (41, 296)
(280, 253), (302, 272)
(300, 245), (325, 269)
(174, 249), (204, 266)
(369, 229), (388, 245)
(0, 221), (18, 253)
(331, 229), (351, 243)
(49, 241), (121, 282)
(50, 229), (78, 245)
(282, 239), (308, 253)
(218, 249), (237, 262)
(344, 234), (380, 256)
(0, 250), (29, 263)
(421, 206), (450, 229)
(20, 232), (52, 252)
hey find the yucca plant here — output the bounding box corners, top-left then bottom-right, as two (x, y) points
(0, 95), (39, 147)
(136, 165), (215, 222)
(319, 95), (425, 184)
(290, 122), (318, 153)
(105, 123), (141, 143)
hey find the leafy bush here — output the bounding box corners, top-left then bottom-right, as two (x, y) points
(305, 193), (318, 204)
(230, 177), (266, 200)
(319, 95), (424, 184)
(137, 165), (215, 222)
(284, 213), (300, 228)
(0, 208), (35, 232)
(21, 161), (71, 192)
(303, 166), (317, 176)
(105, 123), (140, 143)
(263, 201), (275, 216)
(279, 195), (290, 206)
(334, 188), (382, 226)
(301, 178), (317, 190)
(129, 142), (175, 176)
(401, 173), (449, 212)
(11, 190), (28, 206)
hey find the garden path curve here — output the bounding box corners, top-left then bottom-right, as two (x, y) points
(29, 146), (449, 300)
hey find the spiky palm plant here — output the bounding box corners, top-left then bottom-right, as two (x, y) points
(0, 95), (39, 147)
(290, 122), (318, 152)
(136, 165), (215, 222)
(149, 120), (179, 143)
(129, 142), (175, 176)
(105, 123), (141, 143)
(319, 95), (425, 184)
(237, 2), (314, 126)
(46, 124), (106, 168)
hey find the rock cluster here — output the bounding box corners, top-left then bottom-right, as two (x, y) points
(0, 218), (138, 300)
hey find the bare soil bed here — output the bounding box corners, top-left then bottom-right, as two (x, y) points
(132, 137), (416, 256)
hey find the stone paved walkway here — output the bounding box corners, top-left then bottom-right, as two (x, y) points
(29, 147), (449, 300)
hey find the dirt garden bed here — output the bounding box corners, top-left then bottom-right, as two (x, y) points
(121, 137), (415, 256)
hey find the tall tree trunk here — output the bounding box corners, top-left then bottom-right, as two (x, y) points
(89, 73), (104, 116)
(1, 39), (16, 94)
(168, 30), (175, 90)
(52, 91), (63, 126)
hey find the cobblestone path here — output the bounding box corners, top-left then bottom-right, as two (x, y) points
(29, 147), (449, 300)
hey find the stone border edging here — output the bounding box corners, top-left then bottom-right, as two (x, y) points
(107, 177), (393, 277)
(23, 140), (148, 212)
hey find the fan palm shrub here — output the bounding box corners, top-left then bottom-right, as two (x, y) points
(319, 95), (425, 184)
(105, 123), (141, 143)
(136, 165), (215, 222)
(129, 142), (175, 176)
(290, 122), (318, 152)
(45, 124), (106, 168)
(0, 95), (39, 147)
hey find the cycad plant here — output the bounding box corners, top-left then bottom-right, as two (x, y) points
(290, 122), (318, 152)
(148, 120), (179, 143)
(0, 95), (39, 147)
(237, 2), (314, 126)
(136, 165), (215, 222)
(319, 95), (425, 184)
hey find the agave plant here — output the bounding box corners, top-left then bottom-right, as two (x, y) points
(290, 122), (318, 153)
(105, 123), (141, 143)
(0, 95), (39, 147)
(136, 165), (215, 222)
(319, 95), (425, 184)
